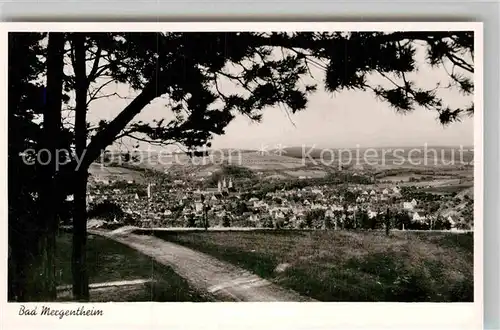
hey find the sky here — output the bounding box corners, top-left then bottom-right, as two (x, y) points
(84, 41), (474, 151)
(208, 89), (473, 150)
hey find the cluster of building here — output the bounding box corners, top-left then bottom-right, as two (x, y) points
(85, 173), (472, 231)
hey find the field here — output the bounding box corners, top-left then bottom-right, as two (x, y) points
(151, 230), (473, 302)
(285, 169), (328, 178)
(88, 163), (147, 184)
(275, 146), (474, 171)
(90, 150), (322, 182)
(163, 152), (307, 172)
(379, 175), (420, 182)
(55, 232), (212, 302)
(422, 182), (474, 194)
(89, 146), (474, 185)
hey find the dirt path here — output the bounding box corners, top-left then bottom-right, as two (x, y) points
(89, 228), (316, 302)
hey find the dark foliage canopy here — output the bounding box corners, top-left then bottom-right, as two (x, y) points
(54, 31), (474, 158)
(9, 30), (475, 193)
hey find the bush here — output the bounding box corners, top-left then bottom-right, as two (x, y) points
(406, 221), (430, 230)
(185, 215), (196, 228)
(305, 209), (325, 229)
(394, 212), (412, 230)
(304, 217), (312, 229)
(123, 215), (139, 226)
(274, 219), (287, 229)
(324, 217), (334, 230)
(433, 216), (452, 230)
(88, 201), (124, 222)
(196, 217), (208, 229)
(260, 218), (274, 228)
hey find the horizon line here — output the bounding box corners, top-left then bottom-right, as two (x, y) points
(107, 144), (475, 153)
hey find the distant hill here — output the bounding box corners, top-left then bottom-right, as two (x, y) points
(272, 146), (474, 167)
(89, 149), (322, 183)
(88, 145), (474, 185)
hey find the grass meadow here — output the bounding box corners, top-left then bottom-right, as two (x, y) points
(150, 229), (473, 302)
(55, 232), (212, 302)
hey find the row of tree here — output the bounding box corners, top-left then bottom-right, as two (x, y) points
(301, 209), (452, 231)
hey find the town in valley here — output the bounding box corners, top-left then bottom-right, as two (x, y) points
(83, 146), (474, 233)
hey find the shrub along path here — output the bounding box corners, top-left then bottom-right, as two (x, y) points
(89, 228), (316, 302)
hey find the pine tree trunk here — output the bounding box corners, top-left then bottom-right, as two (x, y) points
(31, 226), (57, 301)
(35, 31), (65, 301)
(7, 33), (55, 302)
(8, 212), (44, 301)
(71, 32), (90, 301)
(72, 172), (89, 300)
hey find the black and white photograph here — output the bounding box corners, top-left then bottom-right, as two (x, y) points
(6, 23), (480, 309)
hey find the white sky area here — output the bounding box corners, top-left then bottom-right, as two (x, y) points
(81, 40), (473, 151)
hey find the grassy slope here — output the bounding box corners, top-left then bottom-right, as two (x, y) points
(88, 163), (147, 184)
(55, 232), (213, 302)
(91, 150), (308, 177)
(153, 230), (473, 302)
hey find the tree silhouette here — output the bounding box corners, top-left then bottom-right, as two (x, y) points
(9, 32), (72, 301)
(8, 32), (46, 301)
(9, 31), (475, 301)
(58, 32), (474, 178)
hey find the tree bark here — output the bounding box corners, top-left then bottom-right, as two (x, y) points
(55, 79), (159, 198)
(7, 33), (47, 302)
(36, 32), (65, 301)
(71, 33), (90, 301)
(72, 171), (89, 300)
(79, 81), (158, 170)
